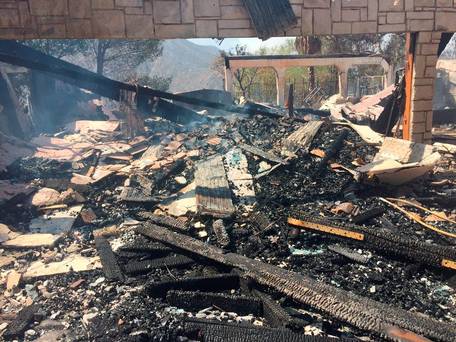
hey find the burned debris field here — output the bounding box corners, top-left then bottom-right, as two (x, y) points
(4, 0), (456, 340)
(1, 108), (456, 341)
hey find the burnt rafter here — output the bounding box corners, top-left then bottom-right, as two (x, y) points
(242, 0), (297, 40)
(0, 40), (287, 121)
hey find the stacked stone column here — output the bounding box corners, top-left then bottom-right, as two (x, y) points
(411, 31), (441, 144)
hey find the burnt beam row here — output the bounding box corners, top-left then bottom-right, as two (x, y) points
(183, 319), (342, 342)
(94, 237), (125, 281)
(136, 223), (456, 341)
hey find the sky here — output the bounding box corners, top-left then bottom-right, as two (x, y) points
(188, 37), (293, 53)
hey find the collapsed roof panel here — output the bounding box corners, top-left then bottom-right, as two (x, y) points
(242, 0), (297, 40)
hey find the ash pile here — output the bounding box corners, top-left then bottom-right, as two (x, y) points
(0, 111), (456, 342)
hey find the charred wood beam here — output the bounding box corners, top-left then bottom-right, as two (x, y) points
(351, 207), (385, 224)
(124, 255), (194, 275)
(372, 77), (405, 136)
(138, 213), (189, 231)
(136, 223), (456, 341)
(415, 196), (456, 209)
(117, 241), (173, 258)
(0, 41), (286, 121)
(213, 219), (230, 247)
(146, 273), (240, 298)
(288, 215), (456, 270)
(2, 305), (39, 339)
(317, 129), (349, 175)
(328, 245), (370, 264)
(251, 289), (295, 329)
(166, 290), (262, 316)
(183, 319), (342, 342)
(94, 237), (125, 281)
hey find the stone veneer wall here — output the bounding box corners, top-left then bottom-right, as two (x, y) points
(411, 31), (441, 143)
(1, 0), (456, 39)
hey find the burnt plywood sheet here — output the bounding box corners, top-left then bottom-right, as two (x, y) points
(195, 156), (235, 218)
(282, 121), (323, 156)
(29, 205), (83, 234)
(242, 0), (297, 40)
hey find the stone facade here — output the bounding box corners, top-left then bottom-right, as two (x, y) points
(1, 0), (456, 39)
(411, 31), (441, 144)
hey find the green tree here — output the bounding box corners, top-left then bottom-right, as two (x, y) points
(89, 40), (163, 78)
(228, 45), (259, 99)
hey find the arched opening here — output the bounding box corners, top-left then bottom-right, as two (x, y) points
(285, 66), (338, 108)
(347, 64), (386, 99)
(433, 32), (456, 144)
(285, 67), (310, 107)
(232, 67), (277, 105)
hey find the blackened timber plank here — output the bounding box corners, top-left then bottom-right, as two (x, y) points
(213, 219), (230, 247)
(328, 245), (370, 264)
(138, 213), (189, 231)
(252, 289), (294, 329)
(317, 129), (349, 175)
(94, 237), (124, 281)
(167, 290), (262, 316)
(282, 121), (323, 156)
(124, 255), (194, 275)
(2, 305), (39, 339)
(184, 319), (338, 342)
(249, 211), (274, 232)
(118, 241), (173, 258)
(352, 207), (385, 224)
(195, 156), (235, 218)
(136, 223), (456, 342)
(147, 273), (240, 298)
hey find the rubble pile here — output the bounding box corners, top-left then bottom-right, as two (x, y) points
(0, 114), (455, 342)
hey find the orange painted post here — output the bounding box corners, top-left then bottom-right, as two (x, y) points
(403, 32), (417, 141)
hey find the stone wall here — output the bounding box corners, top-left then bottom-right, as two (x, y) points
(410, 31), (441, 143)
(1, 0), (456, 39)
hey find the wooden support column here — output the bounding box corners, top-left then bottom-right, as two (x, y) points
(403, 32), (416, 141)
(337, 66), (349, 98)
(224, 67), (234, 94)
(275, 67), (287, 106)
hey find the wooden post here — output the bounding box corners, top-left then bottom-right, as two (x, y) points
(403, 32), (417, 141)
(286, 84), (294, 117)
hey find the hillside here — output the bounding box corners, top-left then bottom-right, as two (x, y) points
(138, 39), (223, 93)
